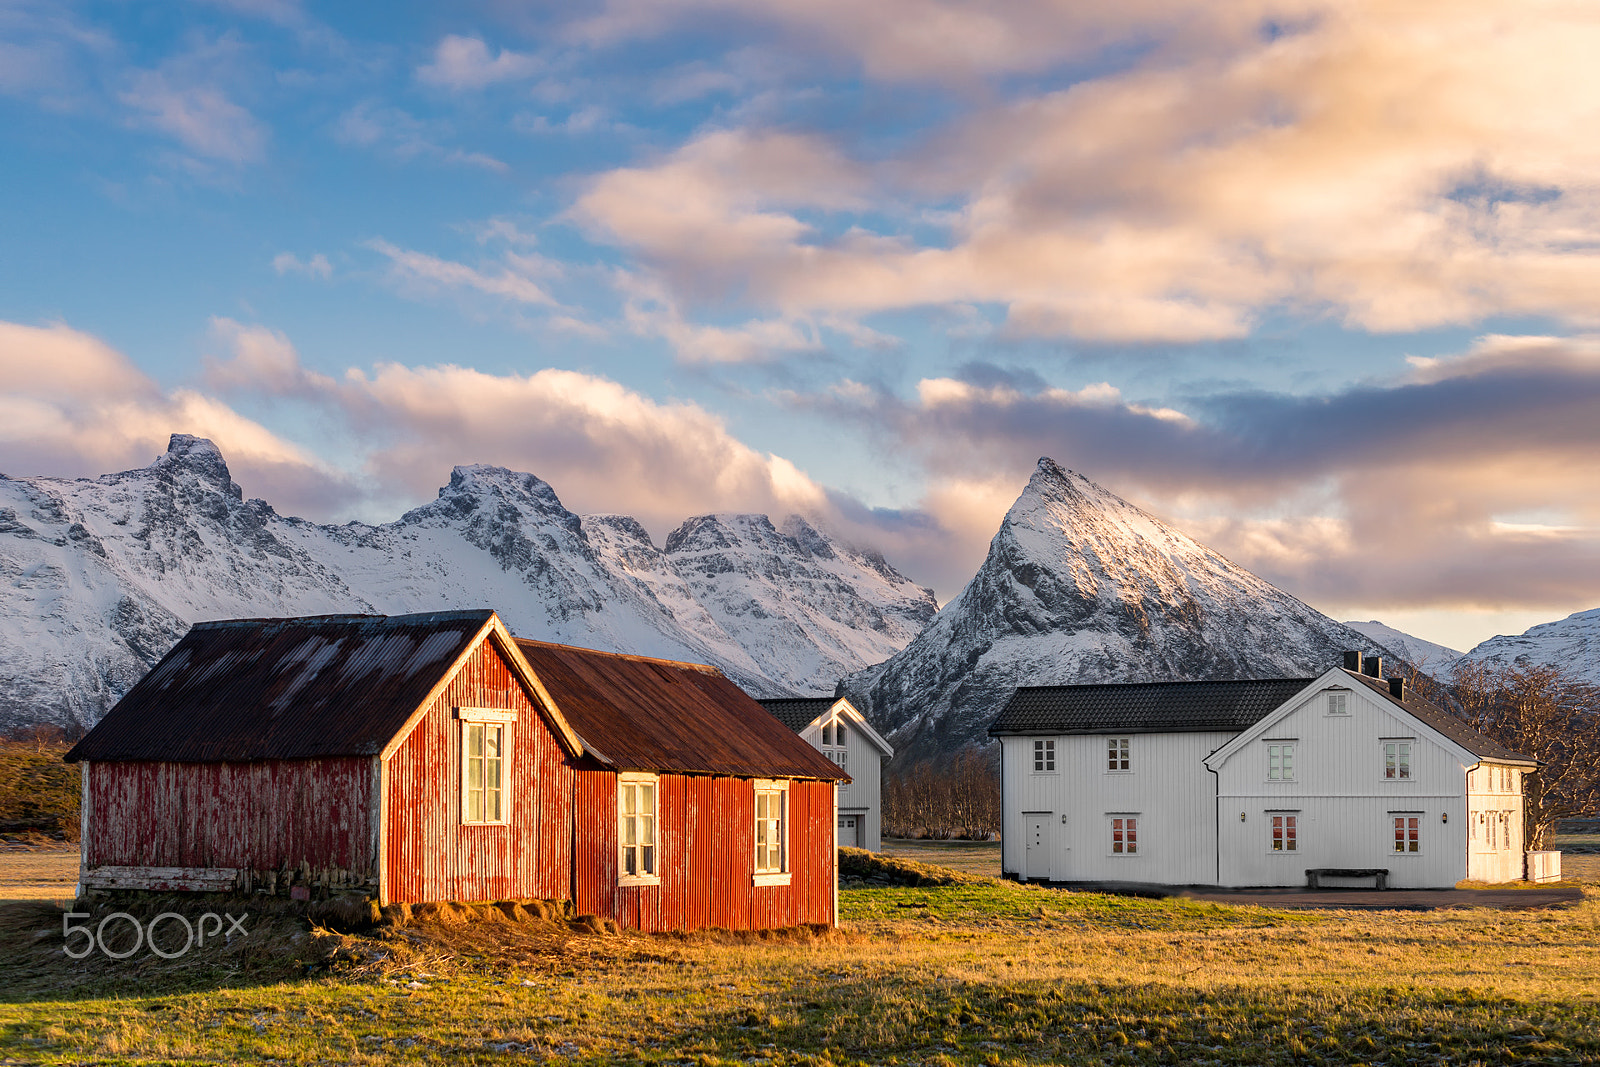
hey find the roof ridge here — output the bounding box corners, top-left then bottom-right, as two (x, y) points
(513, 637), (724, 676)
(189, 609), (496, 630)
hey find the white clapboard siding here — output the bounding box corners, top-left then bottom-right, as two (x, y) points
(1214, 679), (1473, 888)
(1000, 731), (1236, 885)
(1465, 765), (1527, 883)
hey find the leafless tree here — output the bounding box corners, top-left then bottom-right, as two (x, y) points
(883, 745), (1001, 839)
(1448, 662), (1600, 849)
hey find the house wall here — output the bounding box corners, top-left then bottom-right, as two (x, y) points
(801, 711), (884, 851)
(574, 769), (836, 932)
(1214, 683), (1471, 888)
(83, 756), (377, 888)
(383, 638), (575, 904)
(1466, 763), (1526, 883)
(998, 731), (1235, 885)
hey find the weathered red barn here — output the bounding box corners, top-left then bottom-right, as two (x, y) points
(65, 609), (846, 931)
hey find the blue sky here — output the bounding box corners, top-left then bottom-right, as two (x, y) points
(4, 0), (1599, 651)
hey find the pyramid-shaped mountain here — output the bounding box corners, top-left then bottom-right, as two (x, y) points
(844, 458), (1389, 763)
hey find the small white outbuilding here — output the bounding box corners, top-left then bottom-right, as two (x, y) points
(990, 653), (1535, 889)
(760, 696), (894, 851)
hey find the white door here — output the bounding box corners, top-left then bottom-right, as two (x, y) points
(838, 814), (862, 848)
(1024, 815), (1051, 880)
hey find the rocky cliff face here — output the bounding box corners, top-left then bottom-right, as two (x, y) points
(0, 435), (936, 731)
(1343, 620), (1462, 677)
(844, 458), (1392, 763)
(1453, 608), (1600, 684)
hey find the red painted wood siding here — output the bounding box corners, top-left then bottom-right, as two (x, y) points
(383, 638), (575, 904)
(84, 757), (376, 879)
(575, 768), (835, 932)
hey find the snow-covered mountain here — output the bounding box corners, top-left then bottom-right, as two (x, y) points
(0, 435), (935, 732)
(1343, 620), (1462, 677)
(843, 458), (1396, 763)
(1453, 608), (1600, 684)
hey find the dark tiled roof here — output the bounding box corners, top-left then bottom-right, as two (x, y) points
(1344, 670), (1534, 764)
(989, 677), (1316, 736)
(516, 641), (846, 781)
(67, 611), (495, 762)
(757, 697), (836, 732)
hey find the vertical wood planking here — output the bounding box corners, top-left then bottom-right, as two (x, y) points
(384, 638), (575, 903)
(85, 756), (376, 880)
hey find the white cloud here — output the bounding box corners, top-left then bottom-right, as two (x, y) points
(368, 239), (558, 307)
(567, 2), (1600, 343)
(272, 252), (333, 278)
(0, 320), (348, 512)
(121, 69), (266, 164)
(417, 35), (539, 90)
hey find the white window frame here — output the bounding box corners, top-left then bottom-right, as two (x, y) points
(1032, 739), (1056, 774)
(1268, 811), (1299, 853)
(1326, 690), (1349, 715)
(1382, 739), (1413, 781)
(1391, 812), (1423, 855)
(821, 717), (848, 772)
(1265, 740), (1296, 782)
(456, 708), (515, 826)
(617, 772), (661, 886)
(753, 779), (791, 886)
(1106, 737), (1131, 774)
(1107, 813), (1140, 857)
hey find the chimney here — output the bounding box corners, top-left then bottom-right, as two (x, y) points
(1343, 650), (1363, 672)
(1362, 655), (1383, 678)
(1388, 677), (1405, 701)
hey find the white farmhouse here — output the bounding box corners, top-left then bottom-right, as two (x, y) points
(760, 696), (893, 851)
(990, 653), (1535, 888)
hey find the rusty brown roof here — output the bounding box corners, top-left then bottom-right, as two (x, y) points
(515, 639), (847, 781)
(66, 611), (499, 763)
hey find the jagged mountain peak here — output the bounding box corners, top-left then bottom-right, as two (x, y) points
(0, 438), (939, 730)
(142, 434), (242, 498)
(846, 462), (1384, 763)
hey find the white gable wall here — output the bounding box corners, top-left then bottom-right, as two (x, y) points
(1000, 730), (1234, 884)
(1212, 680), (1472, 888)
(800, 701), (885, 850)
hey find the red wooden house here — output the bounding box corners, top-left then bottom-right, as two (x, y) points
(65, 609), (845, 932)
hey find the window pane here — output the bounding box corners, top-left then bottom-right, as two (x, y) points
(641, 783), (654, 815)
(468, 754), (483, 791)
(624, 846), (637, 876)
(643, 844), (655, 875)
(642, 812), (655, 847)
(468, 724), (483, 757)
(486, 751), (501, 792)
(623, 784), (637, 816)
(469, 789), (484, 824)
(488, 786), (501, 822)
(836, 723), (846, 745)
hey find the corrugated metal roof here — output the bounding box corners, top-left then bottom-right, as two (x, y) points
(516, 640), (846, 781)
(757, 697), (836, 732)
(1343, 670), (1535, 764)
(67, 611), (496, 763)
(989, 677), (1317, 736)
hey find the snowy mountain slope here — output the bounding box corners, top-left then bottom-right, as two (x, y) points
(843, 458), (1396, 764)
(1343, 620), (1462, 677)
(0, 435), (934, 731)
(664, 513), (937, 693)
(1453, 608), (1600, 684)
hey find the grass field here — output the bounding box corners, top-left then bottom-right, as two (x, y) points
(2, 857), (1598, 1066)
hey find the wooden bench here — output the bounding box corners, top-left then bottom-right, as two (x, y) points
(1305, 868), (1388, 890)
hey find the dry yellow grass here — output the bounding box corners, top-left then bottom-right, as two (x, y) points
(1, 868), (1597, 1065)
